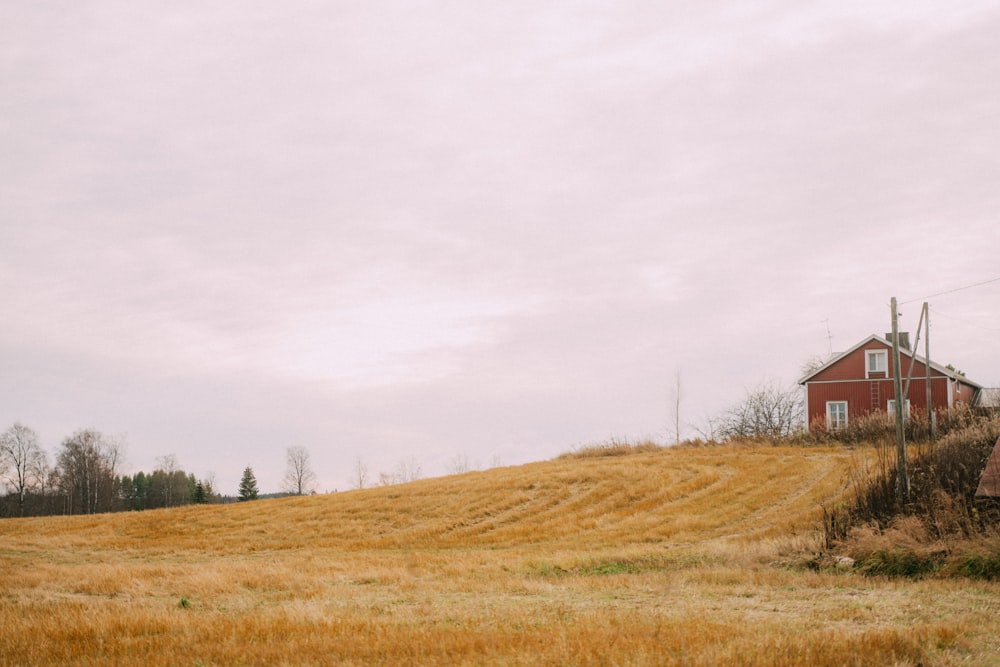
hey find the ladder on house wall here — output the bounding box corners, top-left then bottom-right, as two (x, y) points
(870, 381), (880, 411)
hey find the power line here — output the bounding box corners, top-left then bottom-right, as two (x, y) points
(931, 307), (1000, 332)
(900, 276), (1000, 305)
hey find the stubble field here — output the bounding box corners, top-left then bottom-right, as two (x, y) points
(1, 444), (998, 665)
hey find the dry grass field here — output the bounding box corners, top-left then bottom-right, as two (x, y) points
(1, 443), (998, 666)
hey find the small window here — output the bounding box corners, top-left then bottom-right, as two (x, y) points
(887, 399), (911, 420)
(827, 401), (848, 430)
(867, 350), (888, 377)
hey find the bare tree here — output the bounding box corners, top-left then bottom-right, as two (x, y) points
(56, 429), (119, 514)
(0, 422), (49, 516)
(282, 446), (317, 495)
(980, 387), (1000, 408)
(446, 453), (470, 475)
(350, 457), (369, 490)
(155, 454), (186, 508)
(668, 369), (684, 443)
(376, 457), (423, 487)
(715, 381), (805, 440)
(395, 456), (422, 483)
(105, 434), (125, 482)
(694, 414), (722, 442)
(800, 354), (828, 378)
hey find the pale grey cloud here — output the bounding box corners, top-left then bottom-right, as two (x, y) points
(2, 1), (999, 493)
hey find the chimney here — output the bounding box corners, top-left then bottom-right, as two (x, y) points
(885, 332), (911, 350)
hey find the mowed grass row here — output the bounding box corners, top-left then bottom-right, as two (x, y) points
(0, 445), (848, 553)
(1, 444), (998, 665)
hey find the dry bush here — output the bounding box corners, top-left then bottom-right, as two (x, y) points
(558, 438), (662, 459)
(901, 417), (1000, 542)
(808, 411), (896, 446)
(713, 382), (804, 440)
(842, 516), (948, 578)
(944, 532), (1000, 579)
(809, 404), (989, 447)
(825, 412), (1000, 575)
(822, 440), (898, 548)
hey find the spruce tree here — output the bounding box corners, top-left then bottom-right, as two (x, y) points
(192, 480), (207, 504)
(238, 466), (259, 501)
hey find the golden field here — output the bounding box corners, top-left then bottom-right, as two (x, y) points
(1, 444), (998, 666)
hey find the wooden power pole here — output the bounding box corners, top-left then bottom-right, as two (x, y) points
(890, 297), (909, 502)
(924, 302), (933, 440)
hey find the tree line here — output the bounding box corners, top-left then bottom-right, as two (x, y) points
(0, 422), (319, 519)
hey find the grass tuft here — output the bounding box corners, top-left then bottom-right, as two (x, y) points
(558, 438), (662, 459)
(856, 548), (941, 578)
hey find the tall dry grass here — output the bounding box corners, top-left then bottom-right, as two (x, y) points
(1, 444), (998, 665)
(822, 413), (1000, 579)
(806, 404), (992, 446)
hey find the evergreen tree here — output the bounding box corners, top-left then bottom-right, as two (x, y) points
(133, 471), (149, 510)
(192, 480), (207, 504)
(238, 466), (258, 501)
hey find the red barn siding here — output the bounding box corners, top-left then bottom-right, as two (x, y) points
(802, 336), (981, 430)
(806, 381), (875, 428)
(954, 381), (977, 405)
(810, 341), (944, 384)
(810, 347), (872, 382)
(805, 376), (955, 427)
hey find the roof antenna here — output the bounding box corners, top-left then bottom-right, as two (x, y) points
(823, 319), (833, 357)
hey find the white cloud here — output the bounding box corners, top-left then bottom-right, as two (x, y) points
(2, 1), (999, 493)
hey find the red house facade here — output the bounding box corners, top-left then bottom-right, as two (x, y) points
(799, 334), (982, 431)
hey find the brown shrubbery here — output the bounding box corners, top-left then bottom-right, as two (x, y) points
(820, 407), (1000, 578)
(558, 437), (663, 459)
(805, 405), (987, 446)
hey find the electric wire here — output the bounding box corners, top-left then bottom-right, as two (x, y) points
(900, 276), (1000, 305)
(929, 307), (1000, 333)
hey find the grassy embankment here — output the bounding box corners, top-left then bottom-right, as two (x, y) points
(1, 443), (998, 665)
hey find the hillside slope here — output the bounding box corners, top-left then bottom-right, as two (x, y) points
(1, 444), (851, 555)
(3, 444), (998, 666)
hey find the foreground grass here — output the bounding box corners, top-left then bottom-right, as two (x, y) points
(1, 445), (998, 665)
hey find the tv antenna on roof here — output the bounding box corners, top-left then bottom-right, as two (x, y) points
(822, 319), (833, 357)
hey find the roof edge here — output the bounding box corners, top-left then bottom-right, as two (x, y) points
(798, 333), (983, 389)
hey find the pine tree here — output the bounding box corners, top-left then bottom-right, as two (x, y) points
(238, 466), (258, 501)
(192, 480), (207, 504)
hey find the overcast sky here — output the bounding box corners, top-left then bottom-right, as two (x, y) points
(3, 1), (999, 494)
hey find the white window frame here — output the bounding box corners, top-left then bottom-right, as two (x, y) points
(887, 399), (911, 420)
(826, 401), (848, 430)
(866, 350), (888, 378)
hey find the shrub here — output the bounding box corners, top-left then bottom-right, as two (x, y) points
(857, 548), (940, 578)
(908, 418), (1000, 538)
(713, 382), (804, 440)
(558, 438), (662, 459)
(824, 412), (1000, 555)
(807, 405), (988, 447)
(953, 552), (1000, 580)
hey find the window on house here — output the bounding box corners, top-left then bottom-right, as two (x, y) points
(887, 399), (911, 420)
(826, 401), (848, 430)
(867, 350), (888, 377)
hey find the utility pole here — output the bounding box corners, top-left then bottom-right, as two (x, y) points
(924, 302), (933, 440)
(672, 369), (683, 445)
(890, 297), (909, 503)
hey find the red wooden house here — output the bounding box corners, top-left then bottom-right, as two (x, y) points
(799, 333), (983, 431)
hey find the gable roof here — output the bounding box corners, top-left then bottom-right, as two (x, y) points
(798, 334), (983, 389)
